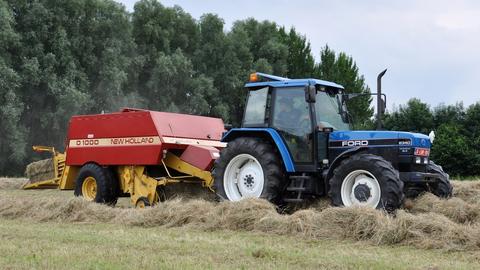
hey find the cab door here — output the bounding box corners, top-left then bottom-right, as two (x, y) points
(270, 87), (316, 171)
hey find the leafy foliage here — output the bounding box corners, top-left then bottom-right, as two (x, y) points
(4, 0), (476, 178)
(384, 99), (480, 176)
(383, 98), (434, 134)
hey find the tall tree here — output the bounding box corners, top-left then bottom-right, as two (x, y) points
(0, 0), (26, 174)
(433, 103), (465, 127)
(279, 27), (315, 78)
(0, 0), (393, 176)
(232, 19), (288, 76)
(144, 49), (217, 116)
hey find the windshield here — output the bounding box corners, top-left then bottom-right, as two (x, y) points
(315, 91), (350, 130)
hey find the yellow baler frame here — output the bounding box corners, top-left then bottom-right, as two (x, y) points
(22, 146), (67, 189)
(24, 146), (215, 207)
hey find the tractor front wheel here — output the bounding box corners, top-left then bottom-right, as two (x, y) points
(329, 154), (404, 213)
(428, 161), (453, 198)
(213, 137), (286, 203)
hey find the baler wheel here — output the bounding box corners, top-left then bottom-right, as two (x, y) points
(81, 176), (97, 201)
(74, 163), (118, 205)
(136, 197), (150, 208)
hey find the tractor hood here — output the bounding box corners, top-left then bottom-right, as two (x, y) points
(329, 130), (431, 148)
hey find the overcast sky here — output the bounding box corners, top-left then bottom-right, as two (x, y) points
(117, 0), (480, 110)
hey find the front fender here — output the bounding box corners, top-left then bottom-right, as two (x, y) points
(326, 147), (365, 180)
(222, 128), (295, 172)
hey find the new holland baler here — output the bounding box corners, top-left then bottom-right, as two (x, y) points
(23, 108), (226, 207)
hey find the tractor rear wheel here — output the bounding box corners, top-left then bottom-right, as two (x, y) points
(74, 163), (118, 205)
(213, 137), (286, 203)
(328, 154), (404, 213)
(427, 161), (453, 198)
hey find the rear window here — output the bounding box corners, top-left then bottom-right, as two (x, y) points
(243, 87), (268, 126)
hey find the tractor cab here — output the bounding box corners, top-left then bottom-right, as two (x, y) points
(242, 72), (348, 171)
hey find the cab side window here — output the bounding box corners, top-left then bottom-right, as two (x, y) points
(272, 88), (313, 162)
(243, 87), (269, 126)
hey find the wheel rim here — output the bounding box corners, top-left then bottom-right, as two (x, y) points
(340, 170), (381, 208)
(136, 200), (146, 209)
(223, 154), (264, 201)
(82, 176), (97, 201)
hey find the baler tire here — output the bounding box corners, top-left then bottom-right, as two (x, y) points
(74, 163), (118, 205)
(328, 154), (404, 213)
(428, 161), (453, 198)
(155, 186), (167, 204)
(136, 197), (151, 208)
(213, 137), (286, 204)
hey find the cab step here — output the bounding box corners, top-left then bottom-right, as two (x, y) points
(283, 174), (313, 203)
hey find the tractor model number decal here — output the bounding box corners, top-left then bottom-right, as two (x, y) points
(69, 136), (161, 148)
(341, 140), (369, 147)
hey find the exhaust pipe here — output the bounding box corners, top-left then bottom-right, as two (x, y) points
(377, 69), (387, 130)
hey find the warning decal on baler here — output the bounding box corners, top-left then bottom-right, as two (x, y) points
(69, 136), (161, 148)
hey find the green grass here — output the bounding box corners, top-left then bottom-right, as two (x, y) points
(0, 219), (479, 270)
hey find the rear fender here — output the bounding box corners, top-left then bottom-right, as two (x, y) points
(222, 128), (295, 172)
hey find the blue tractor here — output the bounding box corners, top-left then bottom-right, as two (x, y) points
(213, 72), (452, 212)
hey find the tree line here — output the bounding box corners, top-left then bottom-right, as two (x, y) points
(0, 0), (477, 178)
(382, 99), (480, 177)
(0, 0), (370, 175)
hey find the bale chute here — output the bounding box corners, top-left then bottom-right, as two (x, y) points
(23, 146), (66, 189)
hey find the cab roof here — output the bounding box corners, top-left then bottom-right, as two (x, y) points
(244, 72), (345, 90)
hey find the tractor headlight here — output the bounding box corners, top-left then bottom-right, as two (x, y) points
(423, 157), (429, 164)
(415, 157), (422, 164)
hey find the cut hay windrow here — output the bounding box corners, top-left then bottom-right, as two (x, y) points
(1, 179), (480, 251)
(0, 178), (28, 190)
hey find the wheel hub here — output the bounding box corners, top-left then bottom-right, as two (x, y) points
(353, 183), (371, 202)
(82, 176), (97, 201)
(243, 174), (255, 189)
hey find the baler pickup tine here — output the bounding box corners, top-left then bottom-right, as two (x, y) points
(23, 145), (66, 190)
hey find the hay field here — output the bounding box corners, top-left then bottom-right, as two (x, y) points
(0, 178), (480, 269)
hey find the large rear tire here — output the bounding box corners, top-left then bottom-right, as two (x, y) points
(74, 163), (118, 205)
(328, 154), (404, 213)
(428, 161), (453, 198)
(213, 137), (286, 203)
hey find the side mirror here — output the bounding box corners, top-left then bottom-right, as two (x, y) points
(305, 85), (316, 103)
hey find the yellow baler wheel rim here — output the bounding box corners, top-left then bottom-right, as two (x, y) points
(137, 200), (146, 209)
(82, 176), (97, 201)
